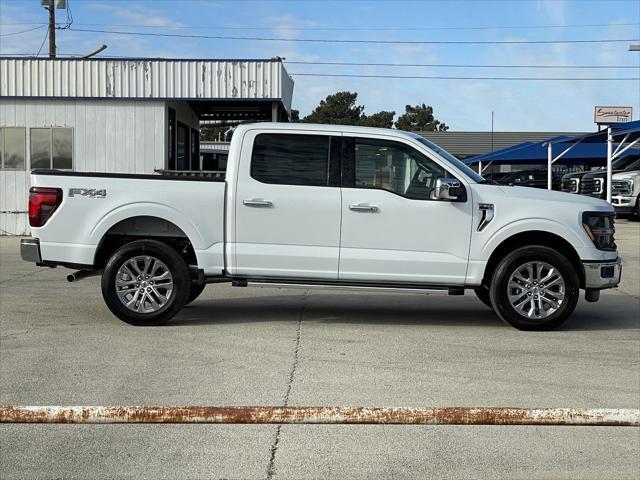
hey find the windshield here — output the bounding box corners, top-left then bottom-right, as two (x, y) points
(624, 158), (640, 171)
(410, 134), (486, 183)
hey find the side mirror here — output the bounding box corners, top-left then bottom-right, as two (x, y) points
(433, 178), (464, 201)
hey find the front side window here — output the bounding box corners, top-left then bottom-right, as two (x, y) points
(251, 133), (330, 186)
(0, 127), (26, 170)
(30, 128), (73, 170)
(354, 138), (447, 200)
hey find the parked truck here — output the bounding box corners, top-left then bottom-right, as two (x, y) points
(21, 123), (622, 330)
(611, 169), (640, 218)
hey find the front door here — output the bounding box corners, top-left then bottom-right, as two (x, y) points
(233, 130), (342, 279)
(339, 135), (473, 285)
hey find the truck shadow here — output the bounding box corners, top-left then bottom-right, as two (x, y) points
(170, 293), (639, 331)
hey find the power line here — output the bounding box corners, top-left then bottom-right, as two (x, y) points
(6, 20), (639, 32)
(35, 29), (48, 57)
(289, 72), (640, 81)
(0, 25), (45, 37)
(284, 60), (639, 69)
(3, 21), (639, 32)
(68, 27), (639, 45)
(0, 53), (636, 73)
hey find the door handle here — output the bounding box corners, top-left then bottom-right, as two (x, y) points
(349, 203), (379, 213)
(243, 198), (273, 208)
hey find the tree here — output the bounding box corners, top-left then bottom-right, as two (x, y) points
(360, 110), (395, 129)
(200, 125), (228, 141)
(300, 91), (395, 128)
(302, 91), (364, 125)
(395, 104), (449, 132)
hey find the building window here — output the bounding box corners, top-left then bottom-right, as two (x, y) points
(176, 122), (190, 170)
(167, 108), (176, 170)
(190, 128), (200, 170)
(201, 151), (228, 171)
(251, 133), (330, 186)
(0, 127), (26, 170)
(30, 127), (73, 170)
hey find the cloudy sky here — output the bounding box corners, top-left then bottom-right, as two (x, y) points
(1, 0), (638, 132)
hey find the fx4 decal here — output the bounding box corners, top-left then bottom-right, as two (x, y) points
(69, 188), (107, 198)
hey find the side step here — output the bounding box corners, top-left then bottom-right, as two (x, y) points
(232, 278), (465, 295)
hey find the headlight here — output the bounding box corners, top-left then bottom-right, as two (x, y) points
(582, 212), (616, 251)
(593, 178), (603, 195)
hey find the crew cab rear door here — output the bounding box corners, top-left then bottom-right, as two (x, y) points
(231, 129), (342, 279)
(338, 134), (473, 285)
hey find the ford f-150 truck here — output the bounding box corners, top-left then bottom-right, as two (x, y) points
(21, 123), (622, 330)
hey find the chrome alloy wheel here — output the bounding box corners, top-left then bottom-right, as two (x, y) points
(507, 261), (566, 319)
(115, 255), (174, 313)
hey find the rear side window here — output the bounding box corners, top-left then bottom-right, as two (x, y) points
(251, 133), (330, 186)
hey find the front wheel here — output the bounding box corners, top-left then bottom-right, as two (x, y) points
(186, 282), (206, 305)
(101, 240), (191, 326)
(489, 246), (580, 331)
(473, 286), (493, 308)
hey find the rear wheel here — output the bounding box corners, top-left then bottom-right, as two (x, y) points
(489, 246), (580, 331)
(101, 239), (191, 326)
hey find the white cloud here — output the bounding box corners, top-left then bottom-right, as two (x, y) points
(536, 0), (567, 26)
(88, 3), (183, 28)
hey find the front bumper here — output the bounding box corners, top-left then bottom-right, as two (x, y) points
(20, 238), (42, 264)
(582, 258), (622, 290)
(611, 196), (636, 214)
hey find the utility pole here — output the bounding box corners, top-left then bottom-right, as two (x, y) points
(42, 0), (66, 58)
(47, 1), (56, 58)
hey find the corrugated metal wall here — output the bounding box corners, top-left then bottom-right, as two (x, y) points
(0, 59), (293, 110)
(0, 98), (177, 235)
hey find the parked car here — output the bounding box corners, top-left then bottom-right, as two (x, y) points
(577, 157), (640, 199)
(561, 154), (640, 195)
(611, 169), (640, 218)
(21, 123), (621, 331)
(497, 169), (564, 190)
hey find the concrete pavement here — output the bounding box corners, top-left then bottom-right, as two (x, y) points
(1, 220), (638, 479)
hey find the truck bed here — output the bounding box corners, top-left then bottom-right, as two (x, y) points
(29, 170), (227, 275)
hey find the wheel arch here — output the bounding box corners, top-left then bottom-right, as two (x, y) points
(93, 215), (198, 269)
(481, 230), (585, 289)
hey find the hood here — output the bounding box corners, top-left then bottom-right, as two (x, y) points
(582, 169), (627, 180)
(493, 184), (613, 212)
(612, 169), (640, 179)
(561, 171), (591, 180)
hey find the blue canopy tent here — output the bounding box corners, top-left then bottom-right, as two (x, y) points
(463, 136), (634, 167)
(546, 120), (640, 201)
(464, 120), (640, 202)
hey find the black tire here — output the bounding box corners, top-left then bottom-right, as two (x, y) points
(474, 285), (493, 308)
(101, 239), (191, 326)
(186, 282), (206, 305)
(489, 245), (580, 331)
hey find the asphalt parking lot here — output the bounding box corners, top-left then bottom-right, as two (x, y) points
(1, 220), (639, 479)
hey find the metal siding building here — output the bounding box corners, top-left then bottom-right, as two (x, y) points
(0, 58), (294, 235)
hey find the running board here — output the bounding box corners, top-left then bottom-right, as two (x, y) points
(233, 279), (464, 295)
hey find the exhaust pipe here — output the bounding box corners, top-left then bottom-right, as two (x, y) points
(66, 270), (101, 283)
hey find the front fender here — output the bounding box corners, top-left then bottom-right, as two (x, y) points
(477, 217), (590, 261)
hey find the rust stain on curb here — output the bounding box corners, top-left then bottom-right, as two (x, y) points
(0, 406), (638, 426)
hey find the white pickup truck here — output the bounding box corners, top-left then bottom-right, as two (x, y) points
(21, 123), (622, 330)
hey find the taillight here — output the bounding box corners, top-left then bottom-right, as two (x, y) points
(29, 187), (62, 227)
